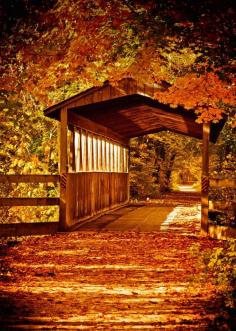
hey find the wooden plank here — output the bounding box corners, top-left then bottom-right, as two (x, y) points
(124, 127), (164, 138)
(60, 107), (68, 173)
(68, 127), (75, 171)
(85, 130), (88, 171)
(63, 172), (129, 227)
(68, 111), (129, 146)
(127, 166), (130, 202)
(210, 178), (236, 188)
(201, 122), (210, 236)
(0, 222), (59, 237)
(0, 175), (59, 183)
(67, 172), (76, 227)
(75, 105), (202, 140)
(91, 133), (94, 171)
(44, 79), (143, 118)
(109, 85), (126, 99)
(59, 173), (67, 231)
(104, 138), (107, 171)
(79, 128), (83, 171)
(0, 198), (59, 206)
(118, 106), (201, 134)
(44, 85), (103, 118)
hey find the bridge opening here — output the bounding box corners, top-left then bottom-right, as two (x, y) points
(129, 131), (202, 202)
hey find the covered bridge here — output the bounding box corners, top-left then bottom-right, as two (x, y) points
(44, 78), (225, 235)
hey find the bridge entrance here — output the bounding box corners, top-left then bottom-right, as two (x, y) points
(44, 78), (225, 234)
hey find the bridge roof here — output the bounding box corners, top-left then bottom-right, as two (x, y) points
(44, 78), (225, 142)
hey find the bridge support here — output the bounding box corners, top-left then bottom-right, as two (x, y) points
(201, 122), (210, 236)
(59, 107), (69, 231)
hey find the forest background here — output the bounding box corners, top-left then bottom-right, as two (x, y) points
(0, 0), (235, 224)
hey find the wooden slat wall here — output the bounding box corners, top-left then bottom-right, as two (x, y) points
(73, 79), (159, 109)
(68, 111), (129, 146)
(65, 172), (129, 227)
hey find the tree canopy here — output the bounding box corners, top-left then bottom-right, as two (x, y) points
(0, 0), (235, 123)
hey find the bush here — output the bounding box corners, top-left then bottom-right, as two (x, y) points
(190, 240), (236, 309)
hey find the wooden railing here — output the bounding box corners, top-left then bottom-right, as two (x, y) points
(209, 177), (235, 210)
(0, 174), (59, 183)
(210, 178), (236, 189)
(208, 177), (236, 240)
(0, 175), (60, 207)
(0, 174), (60, 237)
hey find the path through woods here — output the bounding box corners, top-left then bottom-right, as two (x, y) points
(0, 203), (233, 330)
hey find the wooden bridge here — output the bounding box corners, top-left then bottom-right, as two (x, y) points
(0, 78), (232, 238)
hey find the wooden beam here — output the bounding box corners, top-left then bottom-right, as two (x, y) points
(0, 175), (59, 183)
(0, 222), (59, 237)
(60, 107), (68, 173)
(79, 128), (83, 171)
(0, 198), (59, 206)
(68, 127), (76, 172)
(44, 85), (104, 119)
(86, 130), (89, 171)
(59, 173), (68, 231)
(68, 111), (129, 146)
(124, 127), (164, 138)
(201, 122), (210, 236)
(59, 108), (68, 231)
(77, 104), (203, 140)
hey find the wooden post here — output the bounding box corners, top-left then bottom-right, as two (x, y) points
(201, 122), (210, 235)
(91, 133), (94, 171)
(85, 130), (89, 171)
(59, 107), (68, 231)
(80, 128), (83, 171)
(69, 127), (75, 172)
(127, 146), (130, 203)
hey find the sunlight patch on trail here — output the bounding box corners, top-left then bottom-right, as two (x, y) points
(160, 205), (201, 231)
(10, 262), (185, 272)
(3, 282), (190, 295)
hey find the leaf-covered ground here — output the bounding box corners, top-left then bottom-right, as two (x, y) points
(0, 204), (233, 330)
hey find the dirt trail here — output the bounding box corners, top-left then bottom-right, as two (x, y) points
(0, 204), (231, 330)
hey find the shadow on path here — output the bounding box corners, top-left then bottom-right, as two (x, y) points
(76, 206), (173, 232)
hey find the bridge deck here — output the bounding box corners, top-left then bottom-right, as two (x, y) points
(75, 205), (173, 232)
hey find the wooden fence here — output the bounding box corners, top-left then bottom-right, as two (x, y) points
(209, 177), (235, 210)
(210, 178), (236, 189)
(208, 177), (236, 240)
(0, 175), (60, 237)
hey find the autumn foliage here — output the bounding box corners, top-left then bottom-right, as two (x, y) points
(0, 0), (235, 124)
(154, 72), (236, 123)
